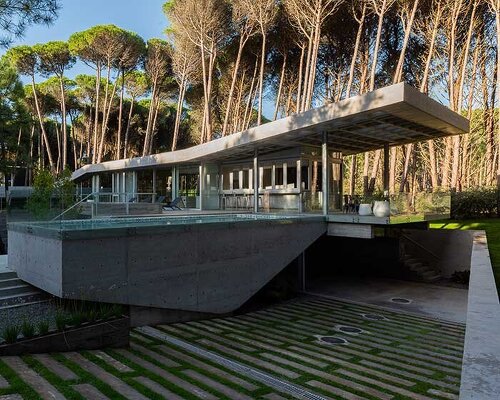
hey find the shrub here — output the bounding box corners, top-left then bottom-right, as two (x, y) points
(37, 320), (50, 335)
(68, 311), (86, 327)
(55, 312), (67, 331)
(451, 188), (498, 219)
(1, 324), (20, 344)
(20, 320), (35, 339)
(26, 169), (55, 219)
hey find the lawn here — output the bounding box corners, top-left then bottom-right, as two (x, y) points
(430, 218), (500, 290)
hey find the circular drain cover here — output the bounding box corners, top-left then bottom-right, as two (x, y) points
(391, 297), (411, 304)
(338, 326), (363, 334)
(362, 313), (387, 321)
(319, 336), (348, 345)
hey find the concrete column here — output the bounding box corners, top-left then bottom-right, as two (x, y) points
(152, 169), (157, 203)
(322, 132), (329, 215)
(253, 149), (259, 213)
(297, 160), (303, 213)
(172, 166), (178, 200)
(383, 144), (390, 195)
(199, 164), (204, 210)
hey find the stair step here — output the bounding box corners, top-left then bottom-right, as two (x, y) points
(0, 292), (49, 308)
(0, 284), (33, 297)
(0, 298), (50, 312)
(0, 278), (23, 289)
(0, 271), (17, 280)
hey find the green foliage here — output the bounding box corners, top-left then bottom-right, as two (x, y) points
(451, 188), (498, 219)
(20, 320), (35, 339)
(0, 0), (60, 47)
(33, 41), (75, 78)
(26, 168), (54, 218)
(67, 311), (85, 327)
(1, 324), (20, 344)
(54, 168), (76, 212)
(54, 312), (67, 331)
(37, 320), (50, 335)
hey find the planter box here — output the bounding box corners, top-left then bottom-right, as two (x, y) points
(0, 316), (129, 356)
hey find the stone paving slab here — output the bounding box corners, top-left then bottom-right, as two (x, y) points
(306, 380), (367, 400)
(183, 369), (254, 400)
(155, 344), (259, 391)
(427, 388), (458, 399)
(32, 354), (78, 381)
(0, 373), (8, 388)
(0, 395), (23, 400)
(114, 348), (216, 400)
(90, 350), (134, 372)
(130, 342), (181, 368)
(73, 383), (110, 400)
(134, 376), (185, 400)
(2, 356), (66, 400)
(64, 352), (149, 400)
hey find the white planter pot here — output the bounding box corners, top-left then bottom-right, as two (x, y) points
(358, 203), (372, 216)
(373, 200), (390, 217)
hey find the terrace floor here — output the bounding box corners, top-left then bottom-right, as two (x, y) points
(307, 276), (468, 324)
(0, 296), (464, 399)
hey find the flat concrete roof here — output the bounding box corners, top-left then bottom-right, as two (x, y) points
(73, 82), (469, 181)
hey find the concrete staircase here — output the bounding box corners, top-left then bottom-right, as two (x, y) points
(0, 269), (50, 311)
(0, 211), (7, 254)
(401, 254), (442, 283)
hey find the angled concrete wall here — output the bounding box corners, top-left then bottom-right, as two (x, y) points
(9, 217), (326, 314)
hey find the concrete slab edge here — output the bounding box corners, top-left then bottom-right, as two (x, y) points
(459, 230), (500, 400)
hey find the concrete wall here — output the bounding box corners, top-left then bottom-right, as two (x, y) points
(8, 218), (326, 314)
(460, 231), (500, 400)
(402, 229), (474, 277)
(9, 230), (63, 296)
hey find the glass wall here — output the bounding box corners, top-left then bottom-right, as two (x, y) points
(155, 168), (172, 203)
(201, 164), (220, 210)
(179, 165), (199, 209)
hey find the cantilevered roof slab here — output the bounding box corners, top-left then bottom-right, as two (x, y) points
(72, 82), (468, 181)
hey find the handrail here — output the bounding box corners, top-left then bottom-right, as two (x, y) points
(401, 233), (440, 260)
(51, 192), (97, 221)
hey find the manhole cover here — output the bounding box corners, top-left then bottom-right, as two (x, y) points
(391, 297), (412, 304)
(338, 326), (363, 334)
(362, 313), (387, 321)
(318, 336), (348, 345)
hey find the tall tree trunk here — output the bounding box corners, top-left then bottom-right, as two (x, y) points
(296, 43), (306, 112)
(223, 34), (248, 136)
(172, 78), (186, 151)
(116, 69), (125, 159)
(59, 77), (67, 170)
(123, 96), (135, 159)
(92, 65), (101, 164)
(97, 78), (118, 162)
(30, 75), (54, 171)
(394, 0), (419, 83)
(346, 3), (366, 98)
(257, 30), (267, 125)
(274, 54), (287, 120)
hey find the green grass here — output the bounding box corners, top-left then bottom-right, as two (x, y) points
(430, 218), (500, 289)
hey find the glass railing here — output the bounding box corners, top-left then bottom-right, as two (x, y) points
(389, 191), (451, 223)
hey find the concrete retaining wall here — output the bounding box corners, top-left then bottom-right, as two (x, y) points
(402, 229), (474, 277)
(9, 217), (326, 314)
(459, 231), (500, 400)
